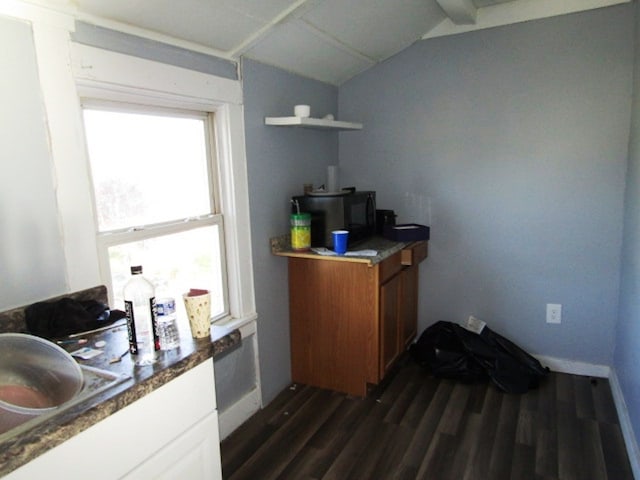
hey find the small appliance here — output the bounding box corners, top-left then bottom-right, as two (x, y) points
(291, 190), (376, 248)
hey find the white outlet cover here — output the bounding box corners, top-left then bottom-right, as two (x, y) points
(546, 303), (562, 324)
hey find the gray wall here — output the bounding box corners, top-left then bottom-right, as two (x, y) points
(214, 338), (258, 411)
(72, 22), (238, 79)
(0, 16), (67, 308)
(339, 5), (633, 365)
(615, 1), (640, 453)
(241, 58), (339, 403)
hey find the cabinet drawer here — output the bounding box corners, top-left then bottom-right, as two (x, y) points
(401, 241), (428, 266)
(379, 251), (403, 284)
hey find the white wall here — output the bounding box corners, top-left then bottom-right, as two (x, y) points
(0, 15), (67, 308)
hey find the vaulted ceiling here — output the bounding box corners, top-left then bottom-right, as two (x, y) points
(30, 0), (629, 85)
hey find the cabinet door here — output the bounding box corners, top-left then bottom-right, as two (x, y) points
(380, 273), (401, 377)
(123, 411), (222, 480)
(289, 258), (377, 396)
(400, 264), (419, 348)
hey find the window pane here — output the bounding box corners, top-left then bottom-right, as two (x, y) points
(83, 108), (211, 231)
(108, 225), (225, 320)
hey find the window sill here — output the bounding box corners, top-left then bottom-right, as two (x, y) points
(211, 312), (258, 341)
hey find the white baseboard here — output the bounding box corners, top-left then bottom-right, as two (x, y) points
(534, 354), (611, 378)
(217, 386), (261, 440)
(535, 355), (639, 478)
(608, 370), (640, 479)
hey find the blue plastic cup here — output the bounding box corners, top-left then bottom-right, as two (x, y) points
(332, 230), (349, 255)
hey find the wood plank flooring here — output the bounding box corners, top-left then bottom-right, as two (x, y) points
(220, 357), (634, 480)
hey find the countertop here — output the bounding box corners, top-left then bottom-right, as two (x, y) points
(270, 234), (413, 265)
(0, 316), (240, 477)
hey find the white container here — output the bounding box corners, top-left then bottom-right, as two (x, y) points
(156, 298), (180, 350)
(124, 266), (158, 365)
(294, 104), (310, 117)
(182, 292), (211, 339)
(327, 165), (338, 193)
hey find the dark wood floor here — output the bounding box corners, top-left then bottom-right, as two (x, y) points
(220, 358), (634, 480)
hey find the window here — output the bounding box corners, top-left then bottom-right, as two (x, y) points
(82, 104), (228, 320)
(56, 42), (256, 330)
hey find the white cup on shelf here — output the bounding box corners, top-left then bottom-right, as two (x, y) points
(294, 105), (310, 118)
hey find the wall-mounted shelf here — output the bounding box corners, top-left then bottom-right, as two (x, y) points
(264, 116), (362, 131)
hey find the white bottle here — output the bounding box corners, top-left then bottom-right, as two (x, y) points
(156, 297), (180, 350)
(124, 265), (159, 365)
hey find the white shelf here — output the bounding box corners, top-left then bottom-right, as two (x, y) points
(264, 116), (362, 131)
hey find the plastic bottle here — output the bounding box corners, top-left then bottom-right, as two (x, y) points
(156, 297), (180, 350)
(291, 213), (311, 251)
(124, 265), (159, 365)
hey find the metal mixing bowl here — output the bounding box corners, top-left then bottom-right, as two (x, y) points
(0, 333), (83, 415)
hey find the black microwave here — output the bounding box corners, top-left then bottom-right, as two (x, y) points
(291, 191), (376, 248)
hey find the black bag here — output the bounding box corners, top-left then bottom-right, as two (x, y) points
(25, 298), (125, 339)
(410, 320), (549, 393)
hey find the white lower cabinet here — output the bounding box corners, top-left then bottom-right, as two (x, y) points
(124, 411), (221, 480)
(5, 360), (222, 480)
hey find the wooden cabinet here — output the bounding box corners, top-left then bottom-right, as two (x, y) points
(380, 272), (401, 375)
(400, 264), (419, 348)
(379, 261), (421, 378)
(288, 241), (427, 396)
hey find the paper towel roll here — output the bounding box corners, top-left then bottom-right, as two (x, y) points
(327, 165), (338, 193)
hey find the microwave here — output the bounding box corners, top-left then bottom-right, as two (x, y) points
(291, 191), (376, 248)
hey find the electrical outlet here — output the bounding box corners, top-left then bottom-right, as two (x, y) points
(546, 304), (562, 324)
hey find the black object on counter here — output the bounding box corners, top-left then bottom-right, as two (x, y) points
(383, 223), (430, 241)
(410, 321), (549, 393)
(25, 298), (125, 339)
(376, 209), (396, 234)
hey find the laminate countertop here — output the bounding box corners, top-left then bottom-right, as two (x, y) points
(0, 317), (240, 477)
(271, 234), (413, 265)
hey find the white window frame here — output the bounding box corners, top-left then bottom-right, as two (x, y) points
(64, 43), (256, 327)
(82, 101), (230, 319)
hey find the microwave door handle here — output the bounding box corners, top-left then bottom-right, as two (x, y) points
(366, 194), (376, 227)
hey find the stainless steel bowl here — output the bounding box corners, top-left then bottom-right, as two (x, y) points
(0, 333), (83, 415)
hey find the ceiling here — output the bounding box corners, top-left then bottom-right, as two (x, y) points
(31, 0), (628, 85)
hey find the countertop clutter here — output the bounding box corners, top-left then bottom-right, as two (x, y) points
(0, 287), (240, 478)
(270, 234), (414, 265)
